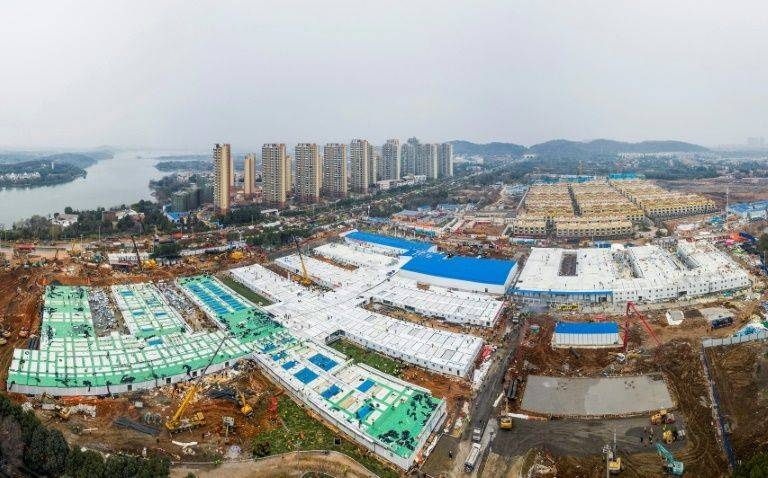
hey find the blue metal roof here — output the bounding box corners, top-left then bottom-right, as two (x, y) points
(346, 231), (433, 255)
(728, 200), (768, 214)
(555, 322), (619, 334)
(401, 253), (516, 285)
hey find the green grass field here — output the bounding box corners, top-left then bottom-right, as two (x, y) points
(329, 339), (404, 378)
(252, 396), (399, 478)
(218, 274), (273, 306)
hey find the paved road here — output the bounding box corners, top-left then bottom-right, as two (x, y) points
(422, 321), (521, 477)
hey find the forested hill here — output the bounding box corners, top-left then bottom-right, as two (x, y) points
(450, 139), (708, 158)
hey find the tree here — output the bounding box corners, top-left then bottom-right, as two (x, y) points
(66, 446), (106, 478)
(44, 429), (69, 476)
(0, 415), (24, 472)
(734, 450), (768, 477)
(24, 425), (49, 474)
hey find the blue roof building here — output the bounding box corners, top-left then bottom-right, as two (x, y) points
(552, 321), (623, 348)
(728, 200), (768, 221)
(398, 252), (517, 295)
(343, 230), (435, 256)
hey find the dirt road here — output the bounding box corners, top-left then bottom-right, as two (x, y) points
(171, 451), (378, 478)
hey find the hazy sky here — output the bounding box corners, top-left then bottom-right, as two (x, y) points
(1, 1), (766, 150)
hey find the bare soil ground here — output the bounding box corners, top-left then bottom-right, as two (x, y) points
(554, 340), (729, 477)
(707, 341), (768, 460)
(504, 318), (729, 477)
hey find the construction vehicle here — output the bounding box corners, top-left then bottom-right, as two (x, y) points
(141, 258), (157, 270)
(236, 387), (253, 417)
(291, 236), (312, 286)
(651, 409), (676, 425)
(656, 443), (684, 475)
(464, 442), (482, 473)
(130, 235), (143, 271)
(603, 431), (622, 475)
(499, 414), (513, 430)
(165, 333), (230, 434)
(68, 241), (82, 257)
(230, 250), (244, 261)
(663, 429), (674, 444)
(623, 301), (661, 352)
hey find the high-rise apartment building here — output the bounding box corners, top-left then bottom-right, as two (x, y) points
(243, 153), (256, 195)
(229, 155), (235, 187)
(213, 143), (231, 212)
(350, 139), (370, 194)
(416, 143), (438, 179)
(368, 143), (378, 185)
(381, 139), (401, 180)
(295, 143), (322, 202)
(401, 137), (419, 176)
(262, 143), (287, 206)
(323, 143), (348, 197)
(438, 143), (454, 178)
(284, 155), (293, 195)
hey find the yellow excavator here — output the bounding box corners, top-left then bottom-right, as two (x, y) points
(236, 387), (253, 417)
(292, 236), (312, 286)
(165, 335), (229, 434)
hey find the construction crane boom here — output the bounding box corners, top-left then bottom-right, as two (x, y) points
(130, 235), (143, 271)
(623, 301), (661, 351)
(166, 332), (231, 432)
(292, 236), (312, 286)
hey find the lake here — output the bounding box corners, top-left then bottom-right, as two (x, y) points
(0, 150), (173, 227)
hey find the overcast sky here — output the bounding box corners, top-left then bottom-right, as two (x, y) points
(1, 1), (766, 151)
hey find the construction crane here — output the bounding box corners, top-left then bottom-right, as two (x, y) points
(623, 301), (661, 352)
(130, 235), (143, 271)
(292, 236), (312, 286)
(655, 443), (684, 476)
(165, 334), (230, 434)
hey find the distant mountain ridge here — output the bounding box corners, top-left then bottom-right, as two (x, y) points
(450, 139), (708, 157)
(449, 140), (527, 157)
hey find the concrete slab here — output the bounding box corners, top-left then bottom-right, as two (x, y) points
(521, 374), (673, 417)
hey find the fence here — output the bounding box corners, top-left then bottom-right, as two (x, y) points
(702, 329), (768, 348)
(700, 346), (737, 470)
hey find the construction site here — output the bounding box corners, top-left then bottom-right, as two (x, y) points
(0, 229), (518, 477)
(1, 181), (768, 478)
